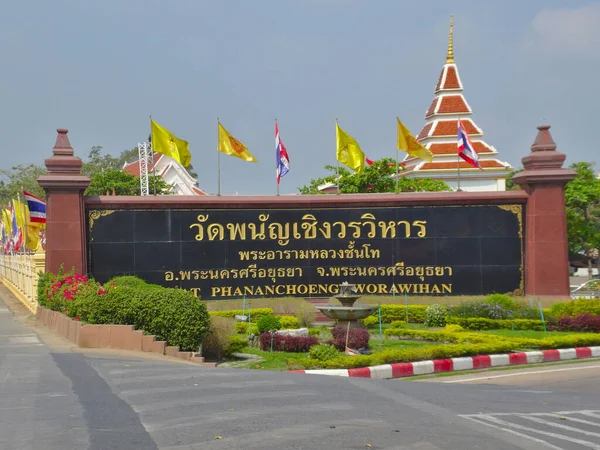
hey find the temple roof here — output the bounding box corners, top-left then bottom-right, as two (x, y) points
(406, 16), (510, 179)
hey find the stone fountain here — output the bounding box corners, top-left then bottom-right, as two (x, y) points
(315, 282), (377, 329)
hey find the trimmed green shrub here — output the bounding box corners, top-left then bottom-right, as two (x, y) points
(424, 304), (448, 327)
(362, 316), (379, 327)
(106, 275), (148, 287)
(485, 293), (517, 311)
(278, 315), (300, 329)
(293, 328), (600, 370)
(446, 316), (547, 331)
(209, 308), (274, 322)
(257, 315), (282, 333)
(390, 320), (406, 328)
(445, 324), (464, 333)
(235, 322), (248, 334)
(309, 344), (339, 362)
(550, 299), (600, 318)
(308, 328), (324, 337)
(227, 335), (249, 356)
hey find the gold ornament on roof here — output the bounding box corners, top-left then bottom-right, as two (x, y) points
(446, 15), (455, 64)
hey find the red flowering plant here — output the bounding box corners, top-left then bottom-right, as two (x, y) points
(39, 269), (100, 320)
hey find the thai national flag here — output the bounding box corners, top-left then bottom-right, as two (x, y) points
(457, 120), (481, 169)
(24, 191), (46, 224)
(275, 122), (290, 184)
(10, 204), (22, 252)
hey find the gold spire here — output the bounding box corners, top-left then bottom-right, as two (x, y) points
(446, 15), (455, 64)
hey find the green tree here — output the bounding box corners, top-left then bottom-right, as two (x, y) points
(565, 162), (600, 279)
(505, 168), (524, 190)
(82, 146), (123, 177)
(85, 169), (171, 196)
(0, 164), (47, 205)
(298, 158), (450, 194)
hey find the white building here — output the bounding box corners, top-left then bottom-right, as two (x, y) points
(123, 154), (207, 196)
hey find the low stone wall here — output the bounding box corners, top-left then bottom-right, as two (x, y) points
(36, 306), (204, 363)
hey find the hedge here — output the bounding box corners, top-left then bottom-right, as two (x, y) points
(550, 299), (600, 318)
(39, 273), (210, 351)
(293, 329), (600, 370)
(366, 305), (428, 324)
(209, 308), (274, 322)
(446, 316), (547, 331)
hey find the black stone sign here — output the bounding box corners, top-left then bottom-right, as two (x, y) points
(87, 205), (524, 300)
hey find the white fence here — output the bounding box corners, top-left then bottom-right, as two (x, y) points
(0, 249), (45, 313)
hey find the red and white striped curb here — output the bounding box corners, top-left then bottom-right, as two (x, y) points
(290, 347), (600, 379)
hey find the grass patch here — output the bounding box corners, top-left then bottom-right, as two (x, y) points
(235, 347), (304, 371)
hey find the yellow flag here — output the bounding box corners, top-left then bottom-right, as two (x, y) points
(2, 210), (11, 236)
(397, 118), (433, 162)
(336, 123), (365, 173)
(150, 119), (192, 167)
(13, 199), (27, 249)
(218, 122), (258, 162)
(21, 202), (41, 251)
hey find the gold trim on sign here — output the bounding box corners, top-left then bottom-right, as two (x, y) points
(88, 210), (116, 232)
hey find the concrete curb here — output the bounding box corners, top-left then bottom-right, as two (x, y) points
(289, 347), (600, 379)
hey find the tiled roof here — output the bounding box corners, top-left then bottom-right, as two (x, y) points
(428, 141), (495, 155)
(432, 119), (479, 136)
(193, 186), (207, 196)
(437, 95), (469, 114)
(417, 123), (433, 141)
(441, 65), (460, 90)
(419, 160), (509, 170)
(434, 68), (444, 92)
(425, 98), (438, 118)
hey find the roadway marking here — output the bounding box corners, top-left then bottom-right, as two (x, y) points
(461, 410), (600, 449)
(443, 363), (600, 383)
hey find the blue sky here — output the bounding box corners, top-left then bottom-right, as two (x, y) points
(1, 1), (598, 194)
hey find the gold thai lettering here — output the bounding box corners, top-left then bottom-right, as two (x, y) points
(313, 264), (453, 279)
(189, 214), (209, 241)
(268, 222), (290, 246)
(207, 223), (225, 240)
(301, 214), (318, 239)
(247, 214), (269, 240)
(332, 221), (346, 238)
(361, 213), (376, 238)
(227, 222), (246, 240)
(189, 213), (429, 246)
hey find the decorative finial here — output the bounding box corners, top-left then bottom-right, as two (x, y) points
(446, 15), (455, 64)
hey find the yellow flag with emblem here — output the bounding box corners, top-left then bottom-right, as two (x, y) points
(336, 123), (365, 173)
(397, 118), (433, 162)
(217, 122), (258, 162)
(150, 119), (192, 167)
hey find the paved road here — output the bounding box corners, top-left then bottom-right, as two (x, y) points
(2, 288), (600, 449)
(420, 361), (600, 393)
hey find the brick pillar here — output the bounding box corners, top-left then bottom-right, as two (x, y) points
(37, 129), (90, 274)
(513, 125), (576, 299)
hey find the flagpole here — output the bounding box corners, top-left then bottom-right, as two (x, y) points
(275, 118), (280, 197)
(217, 118), (221, 196)
(456, 117), (461, 192)
(335, 118), (340, 195)
(149, 114), (157, 196)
